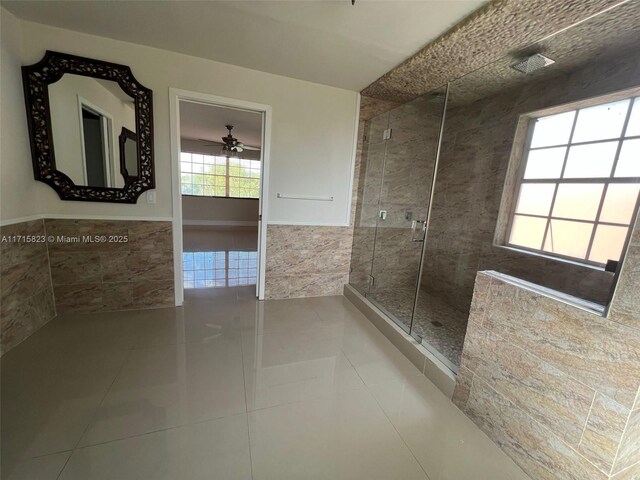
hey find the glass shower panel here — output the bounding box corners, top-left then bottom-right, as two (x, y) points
(349, 111), (390, 296)
(367, 88), (447, 332)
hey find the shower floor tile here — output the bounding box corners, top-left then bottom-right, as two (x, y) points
(368, 288), (468, 367)
(1, 290), (528, 480)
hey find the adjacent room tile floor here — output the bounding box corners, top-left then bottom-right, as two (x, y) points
(1, 287), (530, 480)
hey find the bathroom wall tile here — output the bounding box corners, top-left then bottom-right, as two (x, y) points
(0, 220), (56, 355)
(1, 285), (55, 356)
(49, 251), (102, 285)
(411, 53), (629, 326)
(54, 283), (104, 313)
(44, 219), (129, 253)
(128, 221), (173, 252)
(2, 220), (49, 264)
(132, 280), (175, 309)
(359, 95), (399, 122)
(100, 252), (174, 283)
(362, 0), (630, 103)
(265, 244), (350, 277)
(609, 245), (640, 331)
(630, 211), (640, 247)
(462, 325), (596, 447)
(45, 219), (174, 313)
(264, 276), (290, 300)
(458, 271), (640, 480)
(482, 278), (640, 408)
(579, 394), (630, 473)
(468, 274), (492, 325)
(613, 409), (640, 474)
(289, 273), (349, 298)
(265, 225), (352, 300)
(611, 462), (640, 480)
(465, 375), (608, 480)
(452, 365), (474, 410)
(1, 251), (50, 301)
(102, 282), (134, 311)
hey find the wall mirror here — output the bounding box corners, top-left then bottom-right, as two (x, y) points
(22, 51), (154, 203)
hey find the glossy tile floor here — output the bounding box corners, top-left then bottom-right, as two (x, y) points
(1, 287), (530, 480)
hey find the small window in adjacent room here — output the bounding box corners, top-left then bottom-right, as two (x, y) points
(507, 95), (640, 267)
(180, 152), (260, 198)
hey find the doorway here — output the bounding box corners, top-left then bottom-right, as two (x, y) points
(170, 89), (272, 304)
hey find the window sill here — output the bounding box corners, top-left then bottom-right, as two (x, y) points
(484, 270), (607, 317)
(495, 244), (606, 272)
(181, 195), (259, 201)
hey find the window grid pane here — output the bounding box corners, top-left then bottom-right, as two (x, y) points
(180, 152), (260, 199)
(508, 96), (640, 266)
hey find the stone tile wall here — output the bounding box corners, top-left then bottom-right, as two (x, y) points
(264, 225), (352, 299)
(420, 51), (640, 314)
(453, 213), (640, 479)
(362, 0), (625, 103)
(0, 219), (55, 355)
(45, 219), (174, 313)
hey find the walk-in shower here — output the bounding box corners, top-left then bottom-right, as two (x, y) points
(349, 2), (639, 373)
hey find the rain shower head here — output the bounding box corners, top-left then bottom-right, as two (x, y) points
(511, 53), (555, 74)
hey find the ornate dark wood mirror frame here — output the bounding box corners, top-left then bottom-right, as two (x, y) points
(22, 50), (154, 203)
(118, 127), (138, 182)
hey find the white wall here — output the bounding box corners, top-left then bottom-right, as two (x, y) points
(182, 196), (259, 225)
(0, 9), (40, 220)
(48, 74), (135, 187)
(0, 12), (359, 225)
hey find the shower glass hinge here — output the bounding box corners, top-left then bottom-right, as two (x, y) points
(368, 275), (375, 287)
(382, 128), (392, 140)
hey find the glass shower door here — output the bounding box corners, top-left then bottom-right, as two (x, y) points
(366, 88), (448, 332)
(349, 110), (390, 297)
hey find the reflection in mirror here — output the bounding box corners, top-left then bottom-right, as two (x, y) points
(119, 127), (138, 181)
(47, 74), (137, 188)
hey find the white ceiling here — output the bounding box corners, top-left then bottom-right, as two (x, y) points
(2, 0), (486, 91)
(180, 101), (262, 146)
(179, 101), (262, 159)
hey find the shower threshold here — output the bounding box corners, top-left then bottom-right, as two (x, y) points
(365, 295), (460, 375)
(343, 284), (457, 398)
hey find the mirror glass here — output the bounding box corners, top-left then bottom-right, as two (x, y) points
(48, 74), (138, 188)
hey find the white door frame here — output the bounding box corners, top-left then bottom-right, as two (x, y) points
(169, 88), (272, 305)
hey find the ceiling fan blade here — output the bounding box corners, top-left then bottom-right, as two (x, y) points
(242, 145), (261, 151)
(197, 139), (225, 145)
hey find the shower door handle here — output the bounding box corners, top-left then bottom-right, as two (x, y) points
(411, 220), (427, 242)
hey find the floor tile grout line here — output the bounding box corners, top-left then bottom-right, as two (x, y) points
(59, 411), (249, 452)
(239, 327), (256, 480)
(340, 349), (432, 480)
(369, 392), (433, 480)
(55, 345), (135, 480)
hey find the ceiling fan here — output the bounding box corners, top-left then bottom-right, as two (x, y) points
(198, 125), (260, 154)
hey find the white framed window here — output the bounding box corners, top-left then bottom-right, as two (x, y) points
(180, 152), (260, 198)
(507, 95), (640, 267)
